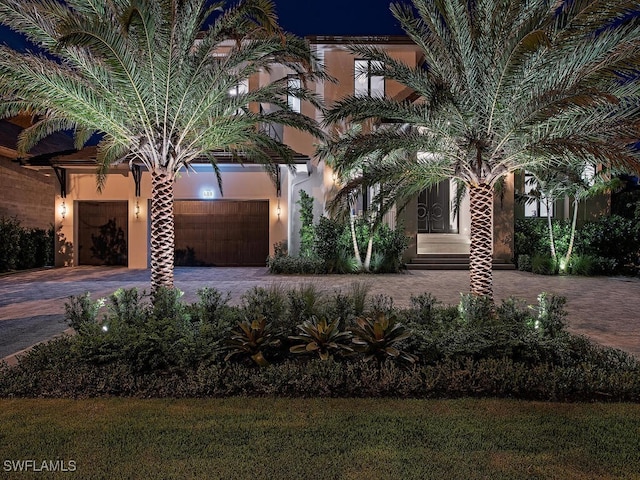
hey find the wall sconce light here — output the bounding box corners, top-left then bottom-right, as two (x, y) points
(134, 200), (141, 219)
(59, 200), (67, 219)
(276, 198), (281, 219)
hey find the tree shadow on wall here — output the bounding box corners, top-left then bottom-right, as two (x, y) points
(175, 246), (208, 266)
(56, 226), (73, 267)
(91, 218), (127, 266)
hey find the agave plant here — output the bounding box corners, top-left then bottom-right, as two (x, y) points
(289, 317), (354, 360)
(225, 316), (276, 367)
(351, 314), (417, 364)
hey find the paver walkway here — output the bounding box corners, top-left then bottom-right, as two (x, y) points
(1, 266), (639, 361)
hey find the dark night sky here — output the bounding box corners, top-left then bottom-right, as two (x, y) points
(0, 0), (405, 50)
(274, 0), (404, 36)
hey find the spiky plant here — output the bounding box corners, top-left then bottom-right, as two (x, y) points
(351, 313), (417, 363)
(225, 316), (276, 367)
(289, 317), (354, 360)
(0, 0), (325, 294)
(323, 0), (640, 301)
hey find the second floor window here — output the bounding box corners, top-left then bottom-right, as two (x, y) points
(228, 78), (248, 98)
(354, 60), (384, 97)
(228, 79), (248, 115)
(287, 76), (301, 113)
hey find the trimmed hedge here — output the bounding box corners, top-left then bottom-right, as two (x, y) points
(0, 217), (54, 272)
(1, 340), (638, 401)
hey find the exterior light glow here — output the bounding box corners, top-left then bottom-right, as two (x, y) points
(59, 201), (67, 219)
(559, 258), (567, 273)
(135, 200), (141, 219)
(201, 188), (215, 199)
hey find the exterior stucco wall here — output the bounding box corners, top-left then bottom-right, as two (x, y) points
(56, 166), (289, 269)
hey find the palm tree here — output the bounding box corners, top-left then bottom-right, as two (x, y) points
(522, 165), (624, 272)
(0, 0), (325, 294)
(323, 0), (640, 300)
(319, 120), (405, 273)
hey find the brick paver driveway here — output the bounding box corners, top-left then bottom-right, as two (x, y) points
(1, 266), (638, 360)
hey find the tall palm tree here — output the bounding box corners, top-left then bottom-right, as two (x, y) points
(0, 0), (325, 293)
(324, 0), (640, 300)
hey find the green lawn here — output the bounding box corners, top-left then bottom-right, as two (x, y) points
(0, 398), (639, 479)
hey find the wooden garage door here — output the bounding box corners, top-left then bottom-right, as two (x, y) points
(77, 201), (128, 266)
(174, 200), (269, 266)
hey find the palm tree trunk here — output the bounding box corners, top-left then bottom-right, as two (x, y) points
(150, 169), (175, 294)
(363, 234), (373, 272)
(469, 183), (494, 300)
(563, 199), (579, 272)
(349, 209), (363, 270)
(546, 198), (557, 261)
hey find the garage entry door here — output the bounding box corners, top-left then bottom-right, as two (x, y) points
(174, 200), (269, 266)
(77, 201), (128, 266)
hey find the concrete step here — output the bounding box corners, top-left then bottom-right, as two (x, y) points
(412, 253), (469, 261)
(492, 262), (517, 270)
(417, 234), (471, 255)
(407, 255), (516, 271)
(406, 263), (469, 270)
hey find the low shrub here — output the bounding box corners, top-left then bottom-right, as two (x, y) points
(2, 352), (639, 401)
(241, 285), (287, 327)
(458, 294), (496, 326)
(514, 219), (572, 263)
(515, 215), (640, 276)
(268, 215), (408, 275)
(517, 254), (532, 272)
(2, 286), (639, 401)
(287, 283), (324, 325)
(67, 287), (234, 372)
(568, 254), (596, 276)
(576, 215), (640, 274)
(531, 253), (558, 275)
(0, 217), (53, 272)
(267, 255), (324, 274)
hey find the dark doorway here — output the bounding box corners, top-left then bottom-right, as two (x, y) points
(77, 201), (128, 266)
(417, 180), (457, 234)
(174, 200), (269, 266)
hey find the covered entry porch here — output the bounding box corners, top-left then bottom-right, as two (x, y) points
(404, 178), (515, 270)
